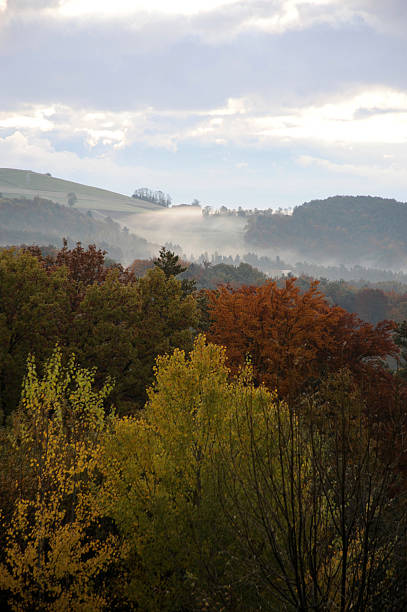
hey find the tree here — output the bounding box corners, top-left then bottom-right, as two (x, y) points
(0, 248), (70, 421)
(70, 267), (198, 413)
(99, 337), (263, 610)
(99, 338), (406, 610)
(207, 278), (396, 400)
(0, 349), (120, 611)
(132, 188), (172, 207)
(154, 247), (196, 297)
(128, 258), (154, 278)
(0, 244), (196, 419)
(67, 192), (78, 207)
(395, 320), (407, 379)
(213, 369), (406, 610)
(153, 246), (187, 279)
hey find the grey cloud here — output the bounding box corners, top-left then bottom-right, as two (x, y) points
(351, 0), (407, 35)
(354, 107), (407, 119)
(6, 0), (61, 10)
(1, 9), (406, 114)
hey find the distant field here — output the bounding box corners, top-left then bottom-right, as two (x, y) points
(0, 168), (159, 214)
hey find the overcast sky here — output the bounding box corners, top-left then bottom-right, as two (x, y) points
(1, 0), (407, 208)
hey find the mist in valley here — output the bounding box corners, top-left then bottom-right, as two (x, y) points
(117, 205), (407, 285)
(121, 206), (248, 259)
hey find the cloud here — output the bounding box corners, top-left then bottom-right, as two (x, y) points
(1, 19), (405, 114)
(57, 0), (239, 18)
(1, 0), (407, 209)
(0, 130), (174, 194)
(297, 154), (404, 181)
(2, 87), (407, 157)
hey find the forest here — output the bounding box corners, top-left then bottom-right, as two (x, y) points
(0, 196), (154, 263)
(244, 196), (407, 269)
(1, 242), (407, 610)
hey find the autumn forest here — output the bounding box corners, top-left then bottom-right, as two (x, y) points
(0, 241), (407, 611)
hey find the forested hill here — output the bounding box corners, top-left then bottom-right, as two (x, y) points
(0, 196), (154, 262)
(245, 196), (407, 268)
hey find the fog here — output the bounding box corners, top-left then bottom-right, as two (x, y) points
(121, 206), (248, 258)
(105, 205), (407, 284)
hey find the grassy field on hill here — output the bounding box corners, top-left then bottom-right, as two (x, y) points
(0, 168), (158, 214)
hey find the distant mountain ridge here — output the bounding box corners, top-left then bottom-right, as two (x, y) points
(0, 168), (159, 214)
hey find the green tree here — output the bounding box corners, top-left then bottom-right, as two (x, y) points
(70, 267), (198, 413)
(0, 249), (70, 422)
(395, 320), (407, 379)
(154, 247), (186, 279)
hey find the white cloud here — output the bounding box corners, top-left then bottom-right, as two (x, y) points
(181, 88), (407, 146)
(0, 130), (176, 195)
(297, 154), (403, 181)
(2, 88), (407, 155)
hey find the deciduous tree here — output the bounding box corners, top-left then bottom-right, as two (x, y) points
(0, 349), (120, 611)
(207, 278), (396, 399)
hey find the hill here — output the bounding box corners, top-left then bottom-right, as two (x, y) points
(245, 195), (407, 269)
(0, 168), (159, 214)
(0, 196), (155, 262)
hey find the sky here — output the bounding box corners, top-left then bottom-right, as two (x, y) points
(1, 0), (407, 208)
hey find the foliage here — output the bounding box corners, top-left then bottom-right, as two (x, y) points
(153, 246), (196, 296)
(182, 261), (267, 290)
(214, 368), (405, 610)
(99, 336), (237, 609)
(131, 255), (267, 290)
(153, 246), (187, 278)
(67, 192), (78, 207)
(128, 257), (154, 278)
(0, 349), (120, 611)
(0, 248), (70, 422)
(207, 277), (397, 399)
(71, 266), (197, 413)
(0, 246), (198, 419)
(99, 338), (406, 610)
(395, 320), (407, 379)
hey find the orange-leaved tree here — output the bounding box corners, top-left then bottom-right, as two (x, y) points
(207, 278), (397, 399)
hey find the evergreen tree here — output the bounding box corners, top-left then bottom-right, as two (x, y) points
(153, 247), (186, 279)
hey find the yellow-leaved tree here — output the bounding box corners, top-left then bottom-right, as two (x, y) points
(0, 348), (121, 612)
(99, 337), (403, 611)
(99, 336), (293, 610)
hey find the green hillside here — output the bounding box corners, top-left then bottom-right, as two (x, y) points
(0, 168), (159, 214)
